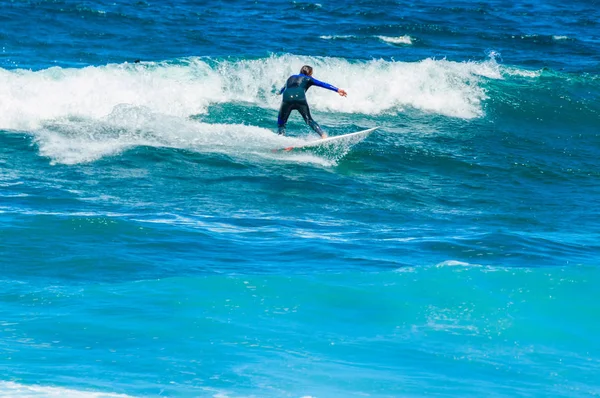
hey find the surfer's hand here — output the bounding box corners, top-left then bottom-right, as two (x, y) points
(321, 133), (328, 139)
(338, 89), (347, 97)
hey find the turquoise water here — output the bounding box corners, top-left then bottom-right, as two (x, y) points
(1, 0), (599, 396)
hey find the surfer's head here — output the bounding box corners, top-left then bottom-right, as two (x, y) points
(300, 65), (313, 76)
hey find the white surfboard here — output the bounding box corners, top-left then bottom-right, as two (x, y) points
(273, 127), (379, 152)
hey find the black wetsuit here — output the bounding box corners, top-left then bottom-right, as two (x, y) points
(277, 74), (339, 137)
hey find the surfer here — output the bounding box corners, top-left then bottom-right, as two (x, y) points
(276, 65), (347, 138)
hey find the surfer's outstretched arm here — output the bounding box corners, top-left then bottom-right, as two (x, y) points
(309, 77), (347, 97)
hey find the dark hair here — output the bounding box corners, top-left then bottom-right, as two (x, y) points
(300, 65), (313, 75)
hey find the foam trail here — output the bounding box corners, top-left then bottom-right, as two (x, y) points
(0, 54), (516, 132)
(34, 118), (359, 166)
(34, 105), (300, 164)
(33, 104), (357, 166)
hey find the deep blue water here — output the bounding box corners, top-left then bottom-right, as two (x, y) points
(1, 0), (599, 397)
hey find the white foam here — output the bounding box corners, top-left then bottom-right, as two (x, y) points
(32, 104), (359, 165)
(0, 60), (221, 131)
(0, 381), (131, 397)
(33, 105), (304, 164)
(0, 54), (504, 131)
(377, 35), (413, 45)
(552, 35), (568, 41)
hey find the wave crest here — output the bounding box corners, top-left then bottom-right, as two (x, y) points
(0, 54), (506, 131)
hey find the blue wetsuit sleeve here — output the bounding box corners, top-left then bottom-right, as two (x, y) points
(309, 76), (339, 92)
(279, 85), (286, 95)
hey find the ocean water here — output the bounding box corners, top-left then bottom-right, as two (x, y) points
(1, 0), (599, 396)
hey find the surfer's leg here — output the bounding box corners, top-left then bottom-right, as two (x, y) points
(297, 102), (325, 138)
(277, 101), (293, 135)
